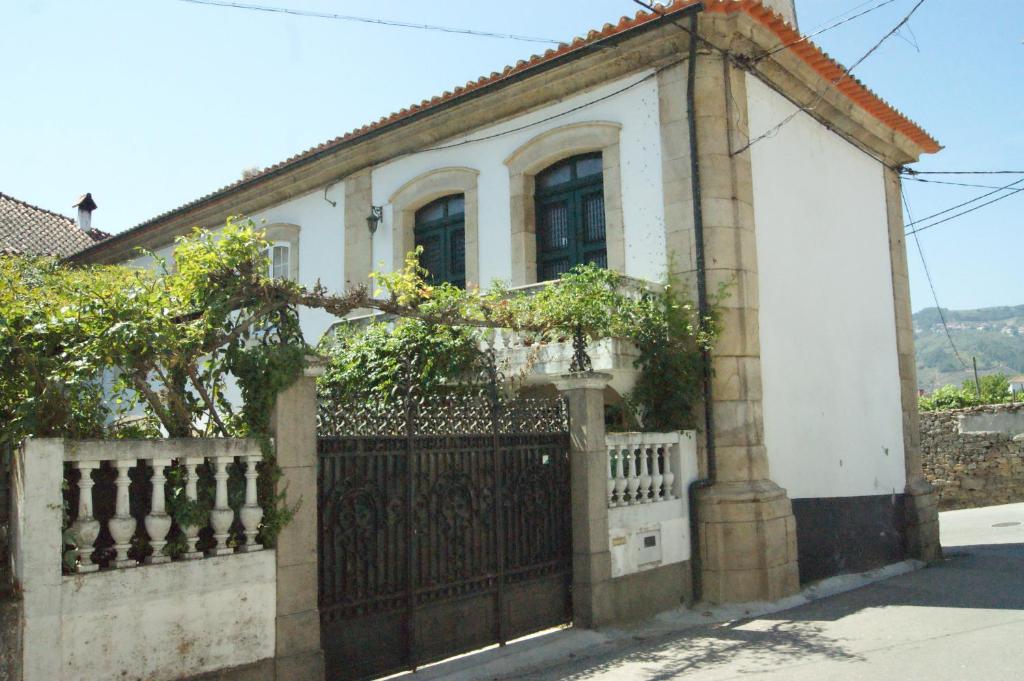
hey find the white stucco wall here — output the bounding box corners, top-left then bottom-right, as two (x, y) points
(248, 184), (345, 342)
(60, 553), (275, 681)
(371, 72), (668, 285)
(747, 74), (906, 500)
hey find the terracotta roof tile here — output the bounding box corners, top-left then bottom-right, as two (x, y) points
(0, 192), (109, 257)
(83, 0), (938, 256)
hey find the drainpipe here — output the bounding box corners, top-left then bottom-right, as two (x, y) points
(682, 5), (716, 606)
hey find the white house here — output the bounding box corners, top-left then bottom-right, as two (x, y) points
(73, 0), (941, 602)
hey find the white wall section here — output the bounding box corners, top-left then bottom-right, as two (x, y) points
(371, 72), (667, 286)
(747, 74), (906, 500)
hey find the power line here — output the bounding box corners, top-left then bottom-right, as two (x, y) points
(172, 0), (563, 44)
(902, 170), (1024, 175)
(905, 177), (1024, 228)
(754, 0), (900, 61)
(902, 189), (970, 369)
(903, 176), (1017, 190)
(906, 185), (1024, 236)
(733, 0), (927, 156)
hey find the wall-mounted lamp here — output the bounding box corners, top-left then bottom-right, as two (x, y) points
(366, 206), (383, 235)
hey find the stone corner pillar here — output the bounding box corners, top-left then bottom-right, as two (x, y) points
(883, 168), (941, 562)
(685, 51), (799, 604)
(553, 371), (614, 628)
(696, 480), (799, 604)
(270, 363), (325, 681)
(344, 170), (374, 290)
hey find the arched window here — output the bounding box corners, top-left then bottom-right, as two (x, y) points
(534, 153), (606, 281)
(414, 194), (465, 287)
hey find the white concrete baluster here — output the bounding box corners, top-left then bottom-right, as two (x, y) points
(651, 445), (665, 502)
(607, 446), (617, 507)
(144, 458), (173, 564)
(209, 456), (235, 556)
(662, 443), (676, 499)
(625, 448), (639, 505)
(614, 448), (628, 507)
(183, 457), (204, 560)
(638, 446), (652, 503)
(72, 461), (100, 573)
(108, 460), (137, 568)
(239, 455), (263, 552)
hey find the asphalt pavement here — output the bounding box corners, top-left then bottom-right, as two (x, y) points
(410, 503), (1024, 681)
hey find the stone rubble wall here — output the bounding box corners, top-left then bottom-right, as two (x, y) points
(921, 403), (1024, 510)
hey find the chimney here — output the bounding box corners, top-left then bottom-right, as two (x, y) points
(72, 193), (97, 232)
(761, 0), (798, 29)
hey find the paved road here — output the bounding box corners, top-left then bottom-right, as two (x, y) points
(419, 503), (1024, 681)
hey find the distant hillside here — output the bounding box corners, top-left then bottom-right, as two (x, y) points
(914, 305), (1024, 392)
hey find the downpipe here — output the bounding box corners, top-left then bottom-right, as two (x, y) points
(681, 6), (716, 606)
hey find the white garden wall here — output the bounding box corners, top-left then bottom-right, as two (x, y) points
(12, 438), (276, 681)
(747, 74), (906, 500)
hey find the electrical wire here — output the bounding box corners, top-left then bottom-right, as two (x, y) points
(754, 0), (899, 61)
(172, 0), (563, 44)
(733, 0), (927, 156)
(902, 189), (970, 369)
(906, 185), (1024, 236)
(905, 177), (1024, 228)
(902, 170), (1024, 175)
(902, 176), (1018, 190)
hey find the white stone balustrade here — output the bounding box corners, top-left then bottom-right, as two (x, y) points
(606, 432), (685, 507)
(63, 439), (264, 573)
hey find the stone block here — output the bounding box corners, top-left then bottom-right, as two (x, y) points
(275, 650), (325, 681)
(276, 609), (321, 658)
(277, 561), (317, 615)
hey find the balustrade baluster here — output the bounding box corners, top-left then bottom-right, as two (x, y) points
(239, 455), (263, 551)
(209, 456), (235, 556)
(638, 447), (653, 503)
(651, 446), (665, 502)
(624, 448), (639, 505)
(607, 447), (617, 507)
(662, 443), (676, 499)
(72, 461), (100, 573)
(144, 458), (173, 564)
(613, 448), (628, 507)
(108, 460), (137, 568)
(183, 457), (204, 560)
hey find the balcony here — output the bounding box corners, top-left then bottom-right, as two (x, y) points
(325, 276), (661, 397)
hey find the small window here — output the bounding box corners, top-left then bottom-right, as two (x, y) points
(267, 242), (291, 280)
(415, 195), (466, 287)
(535, 153), (606, 281)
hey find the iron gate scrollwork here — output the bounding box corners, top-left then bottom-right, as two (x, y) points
(317, 359), (572, 681)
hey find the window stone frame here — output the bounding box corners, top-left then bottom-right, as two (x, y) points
(504, 122), (624, 286)
(388, 167), (480, 287)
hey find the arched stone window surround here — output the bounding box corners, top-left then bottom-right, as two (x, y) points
(504, 122), (624, 285)
(260, 223), (300, 281)
(388, 167), (480, 287)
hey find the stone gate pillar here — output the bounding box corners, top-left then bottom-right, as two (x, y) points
(270, 363), (326, 680)
(555, 372), (613, 628)
(691, 50), (800, 603)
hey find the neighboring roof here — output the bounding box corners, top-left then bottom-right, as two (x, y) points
(1010, 375), (1024, 384)
(0, 192), (109, 257)
(77, 0), (940, 261)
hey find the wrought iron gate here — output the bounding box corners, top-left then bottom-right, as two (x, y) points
(316, 372), (572, 681)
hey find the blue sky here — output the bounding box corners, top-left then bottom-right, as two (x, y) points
(2, 0), (1021, 312)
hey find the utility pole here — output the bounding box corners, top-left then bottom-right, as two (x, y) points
(972, 356), (982, 398)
